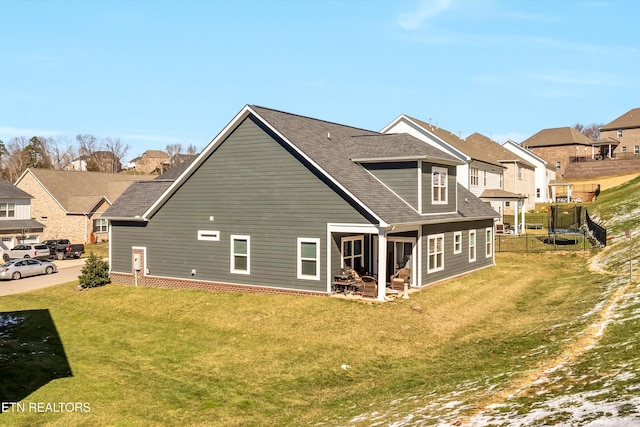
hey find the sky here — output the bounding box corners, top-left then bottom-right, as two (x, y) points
(2, 0), (639, 160)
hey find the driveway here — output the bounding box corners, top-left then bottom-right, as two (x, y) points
(0, 258), (87, 297)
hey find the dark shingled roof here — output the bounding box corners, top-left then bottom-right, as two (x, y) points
(104, 105), (498, 224)
(521, 127), (593, 148)
(601, 107), (640, 130)
(0, 178), (33, 199)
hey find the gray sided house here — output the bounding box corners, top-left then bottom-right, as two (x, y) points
(103, 106), (498, 300)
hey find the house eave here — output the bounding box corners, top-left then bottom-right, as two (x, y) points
(352, 155), (464, 166)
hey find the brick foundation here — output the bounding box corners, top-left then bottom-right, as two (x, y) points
(110, 272), (328, 297)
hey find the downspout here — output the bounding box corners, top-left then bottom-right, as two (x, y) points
(376, 227), (387, 301)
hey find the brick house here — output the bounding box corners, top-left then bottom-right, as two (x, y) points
(521, 127), (600, 178)
(600, 107), (640, 158)
(15, 169), (154, 243)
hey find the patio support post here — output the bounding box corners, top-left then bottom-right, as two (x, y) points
(520, 199), (526, 235)
(513, 200), (520, 235)
(376, 228), (387, 301)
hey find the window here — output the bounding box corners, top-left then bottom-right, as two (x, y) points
(0, 203), (15, 218)
(298, 238), (320, 280)
(555, 161), (561, 169)
(536, 188), (541, 198)
(518, 166), (523, 180)
(618, 129), (623, 138)
(622, 146), (627, 153)
(453, 232), (462, 254)
(230, 235), (250, 274)
(470, 167), (479, 186)
(93, 218), (108, 233)
(427, 234), (444, 273)
(342, 236), (363, 272)
(432, 167), (448, 204)
(469, 230), (476, 262)
(635, 146), (639, 155)
(483, 170), (487, 186)
(486, 228), (493, 257)
(505, 201), (510, 207)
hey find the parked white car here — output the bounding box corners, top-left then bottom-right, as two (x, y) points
(2, 244), (51, 261)
(0, 258), (57, 280)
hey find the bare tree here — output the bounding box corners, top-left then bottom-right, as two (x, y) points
(4, 137), (31, 182)
(47, 136), (77, 170)
(573, 122), (604, 141)
(165, 143), (182, 167)
(76, 134), (100, 171)
(103, 137), (129, 172)
(186, 144), (198, 155)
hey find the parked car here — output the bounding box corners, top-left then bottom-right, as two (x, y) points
(0, 258), (57, 280)
(41, 239), (85, 260)
(2, 244), (50, 262)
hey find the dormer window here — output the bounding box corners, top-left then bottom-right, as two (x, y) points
(432, 167), (448, 204)
(0, 203), (15, 218)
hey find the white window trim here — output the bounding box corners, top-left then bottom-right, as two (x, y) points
(297, 237), (320, 280)
(341, 235), (364, 269)
(230, 235), (250, 275)
(198, 230), (220, 241)
(427, 234), (444, 273)
(486, 227), (493, 258)
(453, 231), (462, 254)
(432, 166), (448, 205)
(94, 218), (108, 233)
(469, 230), (477, 262)
(470, 167), (479, 186)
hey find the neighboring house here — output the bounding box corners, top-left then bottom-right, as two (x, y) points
(135, 150), (170, 174)
(599, 107), (640, 158)
(382, 116), (528, 231)
(466, 133), (536, 214)
(123, 157), (140, 171)
(66, 151), (122, 172)
(502, 139), (556, 204)
(15, 169), (155, 243)
(521, 127), (604, 178)
(103, 105), (498, 300)
(0, 179), (45, 249)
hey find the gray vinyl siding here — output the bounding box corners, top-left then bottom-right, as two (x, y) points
(362, 162), (418, 210)
(110, 117), (372, 292)
(421, 163), (456, 214)
(421, 219), (494, 286)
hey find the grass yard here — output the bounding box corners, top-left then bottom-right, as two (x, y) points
(0, 251), (614, 426)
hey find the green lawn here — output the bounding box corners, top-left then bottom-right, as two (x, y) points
(0, 251), (616, 426)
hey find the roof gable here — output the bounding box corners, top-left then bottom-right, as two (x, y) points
(405, 116), (505, 169)
(466, 133), (534, 169)
(107, 105), (497, 225)
(521, 127), (593, 148)
(0, 178), (33, 199)
(15, 169), (155, 214)
(601, 107), (640, 130)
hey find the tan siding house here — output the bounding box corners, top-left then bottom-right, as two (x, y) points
(15, 169), (154, 243)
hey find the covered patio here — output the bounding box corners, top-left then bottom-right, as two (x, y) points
(479, 189), (527, 235)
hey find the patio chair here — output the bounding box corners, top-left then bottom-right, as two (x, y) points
(390, 268), (411, 292)
(360, 276), (378, 298)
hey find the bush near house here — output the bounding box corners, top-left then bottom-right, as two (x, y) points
(78, 253), (110, 288)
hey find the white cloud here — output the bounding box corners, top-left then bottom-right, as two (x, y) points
(397, 0), (453, 30)
(0, 126), (62, 140)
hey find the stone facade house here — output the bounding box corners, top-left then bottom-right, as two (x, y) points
(134, 150), (170, 174)
(15, 169), (154, 243)
(0, 178), (45, 249)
